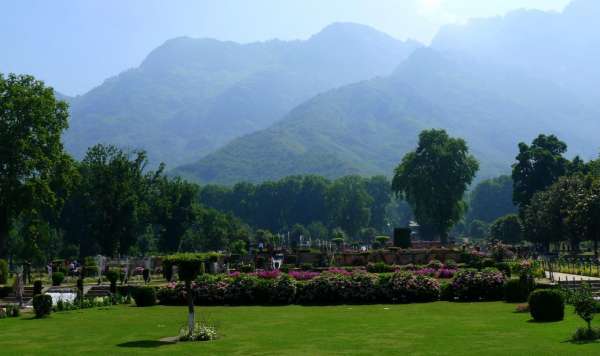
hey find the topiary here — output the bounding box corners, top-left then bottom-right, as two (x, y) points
(528, 289), (565, 322)
(0, 259), (8, 284)
(105, 270), (119, 294)
(51, 272), (65, 286)
(32, 294), (52, 318)
(132, 286), (156, 307)
(504, 279), (531, 303)
(33, 280), (43, 295)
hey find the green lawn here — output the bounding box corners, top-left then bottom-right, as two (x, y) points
(0, 302), (597, 355)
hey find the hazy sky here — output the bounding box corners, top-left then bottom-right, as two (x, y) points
(1, 0), (570, 95)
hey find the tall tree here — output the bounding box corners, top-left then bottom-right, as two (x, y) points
(392, 129), (479, 244)
(326, 176), (373, 239)
(365, 176), (392, 231)
(467, 175), (516, 224)
(489, 214), (523, 244)
(0, 74), (70, 258)
(512, 134), (569, 210)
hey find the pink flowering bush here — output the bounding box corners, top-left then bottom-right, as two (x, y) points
(436, 268), (457, 279)
(325, 267), (353, 276)
(451, 270), (506, 301)
(289, 270), (320, 281)
(255, 269), (281, 279)
(297, 273), (352, 305)
(414, 268), (437, 277)
(380, 272), (440, 303)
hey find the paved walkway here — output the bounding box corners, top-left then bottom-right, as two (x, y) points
(545, 271), (600, 281)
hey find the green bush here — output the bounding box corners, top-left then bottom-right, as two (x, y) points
(440, 282), (455, 301)
(504, 279), (531, 303)
(33, 280), (43, 295)
(495, 262), (512, 277)
(105, 270), (119, 293)
(0, 259), (8, 284)
(32, 294), (52, 318)
(51, 272), (65, 286)
(132, 287), (156, 307)
(528, 289), (565, 322)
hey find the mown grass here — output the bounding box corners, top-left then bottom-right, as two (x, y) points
(0, 302), (597, 355)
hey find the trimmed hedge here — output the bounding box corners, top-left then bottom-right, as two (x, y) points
(51, 272), (65, 286)
(504, 279), (532, 303)
(529, 289), (565, 322)
(33, 280), (43, 295)
(32, 294), (52, 318)
(132, 286), (156, 307)
(157, 271), (440, 306)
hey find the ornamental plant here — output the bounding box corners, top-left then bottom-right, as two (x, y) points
(288, 270), (320, 281)
(572, 283), (600, 341)
(380, 272), (440, 303)
(164, 253), (205, 335)
(528, 289), (564, 322)
(51, 272), (65, 286)
(452, 270), (506, 301)
(105, 270), (119, 294)
(32, 294), (52, 318)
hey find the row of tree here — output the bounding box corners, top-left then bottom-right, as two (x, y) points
(199, 175), (411, 239)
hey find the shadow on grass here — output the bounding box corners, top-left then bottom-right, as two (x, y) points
(117, 340), (175, 348)
(561, 338), (600, 345)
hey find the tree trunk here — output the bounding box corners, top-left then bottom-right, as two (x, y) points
(186, 280), (195, 335)
(0, 207), (9, 259)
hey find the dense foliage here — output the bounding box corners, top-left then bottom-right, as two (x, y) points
(32, 294), (53, 318)
(528, 289), (565, 322)
(393, 129), (479, 243)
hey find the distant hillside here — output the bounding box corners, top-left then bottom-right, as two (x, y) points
(431, 0), (600, 106)
(174, 47), (600, 185)
(174, 1), (600, 185)
(64, 23), (420, 166)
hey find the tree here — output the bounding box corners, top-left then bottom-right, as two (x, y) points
(365, 176), (392, 231)
(392, 129), (479, 244)
(489, 214), (523, 244)
(71, 145), (152, 257)
(468, 220), (489, 239)
(570, 175), (600, 257)
(521, 175), (585, 252)
(326, 176), (373, 239)
(512, 134), (569, 210)
(0, 74), (70, 258)
(467, 175), (516, 224)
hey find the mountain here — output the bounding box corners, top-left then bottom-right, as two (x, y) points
(173, 1), (600, 185)
(63, 23), (420, 166)
(174, 46), (600, 185)
(431, 0), (600, 106)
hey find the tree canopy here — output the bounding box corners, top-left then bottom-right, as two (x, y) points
(392, 129), (479, 244)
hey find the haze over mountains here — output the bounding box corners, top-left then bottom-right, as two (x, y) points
(175, 0), (600, 184)
(63, 23), (420, 166)
(62, 0), (600, 185)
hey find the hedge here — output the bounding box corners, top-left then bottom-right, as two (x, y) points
(529, 289), (565, 322)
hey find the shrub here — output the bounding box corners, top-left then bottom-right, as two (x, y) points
(51, 272), (65, 286)
(452, 270), (506, 301)
(105, 270), (119, 293)
(225, 275), (260, 305)
(270, 275), (297, 305)
(528, 289), (565, 322)
(345, 272), (379, 304)
(481, 258), (496, 269)
(440, 282), (454, 301)
(444, 259), (458, 270)
(300, 263), (313, 271)
(33, 280), (43, 295)
(194, 275), (229, 305)
(380, 272), (440, 303)
(32, 294), (52, 318)
(366, 262), (395, 273)
(157, 283), (186, 305)
(297, 273), (351, 305)
(572, 283), (598, 340)
(132, 286), (156, 307)
(504, 279), (532, 303)
(495, 262), (512, 277)
(0, 259), (8, 284)
(288, 270), (319, 281)
(427, 260), (443, 270)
